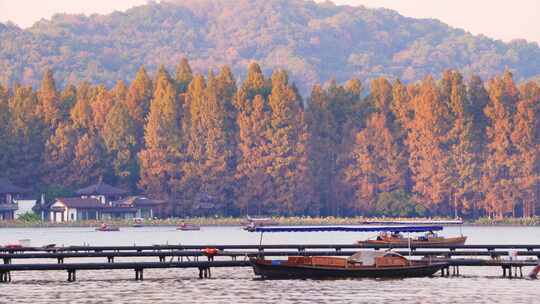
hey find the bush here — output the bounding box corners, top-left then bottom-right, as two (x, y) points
(374, 190), (426, 217)
(17, 212), (41, 223)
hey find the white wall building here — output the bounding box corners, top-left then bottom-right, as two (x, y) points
(13, 199), (37, 218)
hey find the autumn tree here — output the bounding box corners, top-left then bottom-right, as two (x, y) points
(73, 133), (106, 187)
(175, 58), (193, 94)
(343, 77), (408, 214)
(307, 85), (336, 215)
(91, 85), (115, 132)
(510, 82), (540, 217)
(70, 83), (96, 132)
(242, 62), (271, 101)
(7, 86), (46, 186)
(267, 70), (314, 215)
(102, 102), (138, 190)
(441, 71), (478, 217)
(43, 123), (79, 187)
(139, 66), (182, 200)
(37, 69), (62, 131)
(481, 71), (519, 218)
(406, 76), (452, 214)
(124, 66), (153, 148)
(0, 85), (11, 175)
(235, 94), (273, 214)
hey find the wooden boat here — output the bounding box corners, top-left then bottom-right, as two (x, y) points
(176, 223), (201, 231)
(242, 216), (278, 231)
(132, 218), (144, 228)
(251, 251), (447, 279)
(358, 231), (467, 246)
(95, 224), (120, 232)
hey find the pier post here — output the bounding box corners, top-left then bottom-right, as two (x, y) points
(0, 271), (11, 283)
(107, 256), (114, 263)
(135, 268), (144, 281)
(67, 270), (76, 282)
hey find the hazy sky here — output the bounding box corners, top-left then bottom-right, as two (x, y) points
(0, 0), (538, 44)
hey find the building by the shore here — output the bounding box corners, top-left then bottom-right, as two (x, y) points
(0, 178), (30, 220)
(47, 181), (168, 222)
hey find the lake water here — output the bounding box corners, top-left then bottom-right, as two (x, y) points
(0, 225), (539, 304)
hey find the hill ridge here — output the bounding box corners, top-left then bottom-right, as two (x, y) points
(1, 0), (540, 90)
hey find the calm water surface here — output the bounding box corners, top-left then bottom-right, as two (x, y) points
(0, 226), (539, 304)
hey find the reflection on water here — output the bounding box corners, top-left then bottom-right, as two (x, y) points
(0, 226), (539, 303)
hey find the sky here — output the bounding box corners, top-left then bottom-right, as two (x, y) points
(0, 0), (539, 44)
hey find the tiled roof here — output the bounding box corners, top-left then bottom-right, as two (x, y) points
(56, 197), (104, 209)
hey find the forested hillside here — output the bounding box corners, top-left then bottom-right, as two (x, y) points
(1, 58), (538, 218)
(2, 0), (540, 91)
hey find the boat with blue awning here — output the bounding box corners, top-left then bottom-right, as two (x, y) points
(356, 221), (467, 247)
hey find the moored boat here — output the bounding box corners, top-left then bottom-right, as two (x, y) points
(96, 224), (120, 232)
(132, 218), (144, 228)
(251, 251), (447, 279)
(249, 224), (449, 279)
(242, 216), (278, 231)
(177, 223), (201, 231)
(359, 232), (467, 246)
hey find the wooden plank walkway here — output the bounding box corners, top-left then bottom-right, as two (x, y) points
(3, 244), (540, 252)
(1, 243), (538, 282)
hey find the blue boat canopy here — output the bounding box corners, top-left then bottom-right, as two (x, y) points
(252, 225), (444, 233)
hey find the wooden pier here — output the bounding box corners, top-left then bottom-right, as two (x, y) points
(0, 244), (538, 282)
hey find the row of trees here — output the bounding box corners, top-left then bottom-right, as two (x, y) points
(1, 60), (539, 218)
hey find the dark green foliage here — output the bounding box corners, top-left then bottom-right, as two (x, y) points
(17, 212), (41, 222)
(374, 190), (426, 217)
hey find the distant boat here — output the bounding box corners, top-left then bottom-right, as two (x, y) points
(176, 223), (201, 231)
(242, 216), (278, 231)
(132, 218), (144, 228)
(96, 224), (120, 232)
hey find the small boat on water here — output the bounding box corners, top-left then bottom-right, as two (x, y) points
(132, 218), (144, 228)
(242, 216), (278, 231)
(96, 224), (120, 232)
(177, 223), (201, 231)
(251, 251), (447, 279)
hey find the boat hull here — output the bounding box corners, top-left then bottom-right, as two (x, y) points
(358, 236), (467, 247)
(95, 228), (120, 232)
(251, 259), (447, 279)
(177, 226), (201, 231)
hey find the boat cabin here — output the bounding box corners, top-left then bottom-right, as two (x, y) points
(348, 251), (409, 267)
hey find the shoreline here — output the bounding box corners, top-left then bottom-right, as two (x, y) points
(1, 216), (539, 228)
